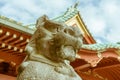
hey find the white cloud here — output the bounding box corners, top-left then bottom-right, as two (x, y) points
(0, 0), (74, 24)
(79, 0), (120, 43)
(0, 0), (120, 43)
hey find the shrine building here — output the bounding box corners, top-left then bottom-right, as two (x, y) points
(0, 4), (120, 80)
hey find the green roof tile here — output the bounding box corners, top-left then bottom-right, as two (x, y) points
(53, 5), (79, 22)
(82, 43), (120, 51)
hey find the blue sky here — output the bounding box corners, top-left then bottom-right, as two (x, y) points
(0, 0), (120, 43)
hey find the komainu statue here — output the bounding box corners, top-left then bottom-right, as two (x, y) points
(17, 15), (83, 80)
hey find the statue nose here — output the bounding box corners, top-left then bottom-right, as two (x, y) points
(67, 34), (82, 48)
(65, 37), (82, 50)
(54, 32), (82, 50)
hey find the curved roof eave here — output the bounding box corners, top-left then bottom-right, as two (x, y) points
(0, 15), (35, 35)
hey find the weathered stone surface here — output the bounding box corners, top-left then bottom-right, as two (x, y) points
(17, 15), (82, 80)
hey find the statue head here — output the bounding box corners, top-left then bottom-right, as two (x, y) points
(26, 15), (83, 62)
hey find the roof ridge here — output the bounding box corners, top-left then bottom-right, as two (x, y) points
(0, 15), (23, 26)
(53, 3), (79, 22)
(82, 42), (120, 51)
(0, 15), (36, 30)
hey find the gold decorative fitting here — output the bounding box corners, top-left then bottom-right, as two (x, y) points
(8, 45), (12, 49)
(13, 34), (17, 38)
(6, 31), (10, 36)
(2, 43), (5, 47)
(19, 49), (23, 53)
(14, 47), (17, 51)
(117, 56), (120, 61)
(0, 29), (3, 34)
(20, 36), (23, 40)
(26, 39), (29, 42)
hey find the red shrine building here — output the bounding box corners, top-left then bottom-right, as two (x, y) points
(0, 5), (120, 80)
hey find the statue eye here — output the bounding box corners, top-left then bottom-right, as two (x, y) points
(64, 28), (74, 36)
(64, 29), (68, 33)
(68, 30), (74, 36)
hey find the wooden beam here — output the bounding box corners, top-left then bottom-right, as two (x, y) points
(0, 42), (24, 54)
(19, 41), (28, 47)
(0, 31), (11, 41)
(75, 64), (91, 71)
(12, 36), (24, 45)
(4, 34), (17, 43)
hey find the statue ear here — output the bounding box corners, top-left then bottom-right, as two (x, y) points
(36, 15), (49, 28)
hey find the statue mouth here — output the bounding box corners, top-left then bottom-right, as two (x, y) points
(62, 45), (76, 61)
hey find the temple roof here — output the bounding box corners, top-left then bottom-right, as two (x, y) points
(82, 43), (120, 51)
(53, 4), (79, 22)
(1, 14), (120, 50)
(0, 15), (34, 34)
(0, 3), (80, 34)
(0, 15), (23, 26)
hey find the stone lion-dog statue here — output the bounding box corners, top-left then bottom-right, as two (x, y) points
(17, 15), (83, 80)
